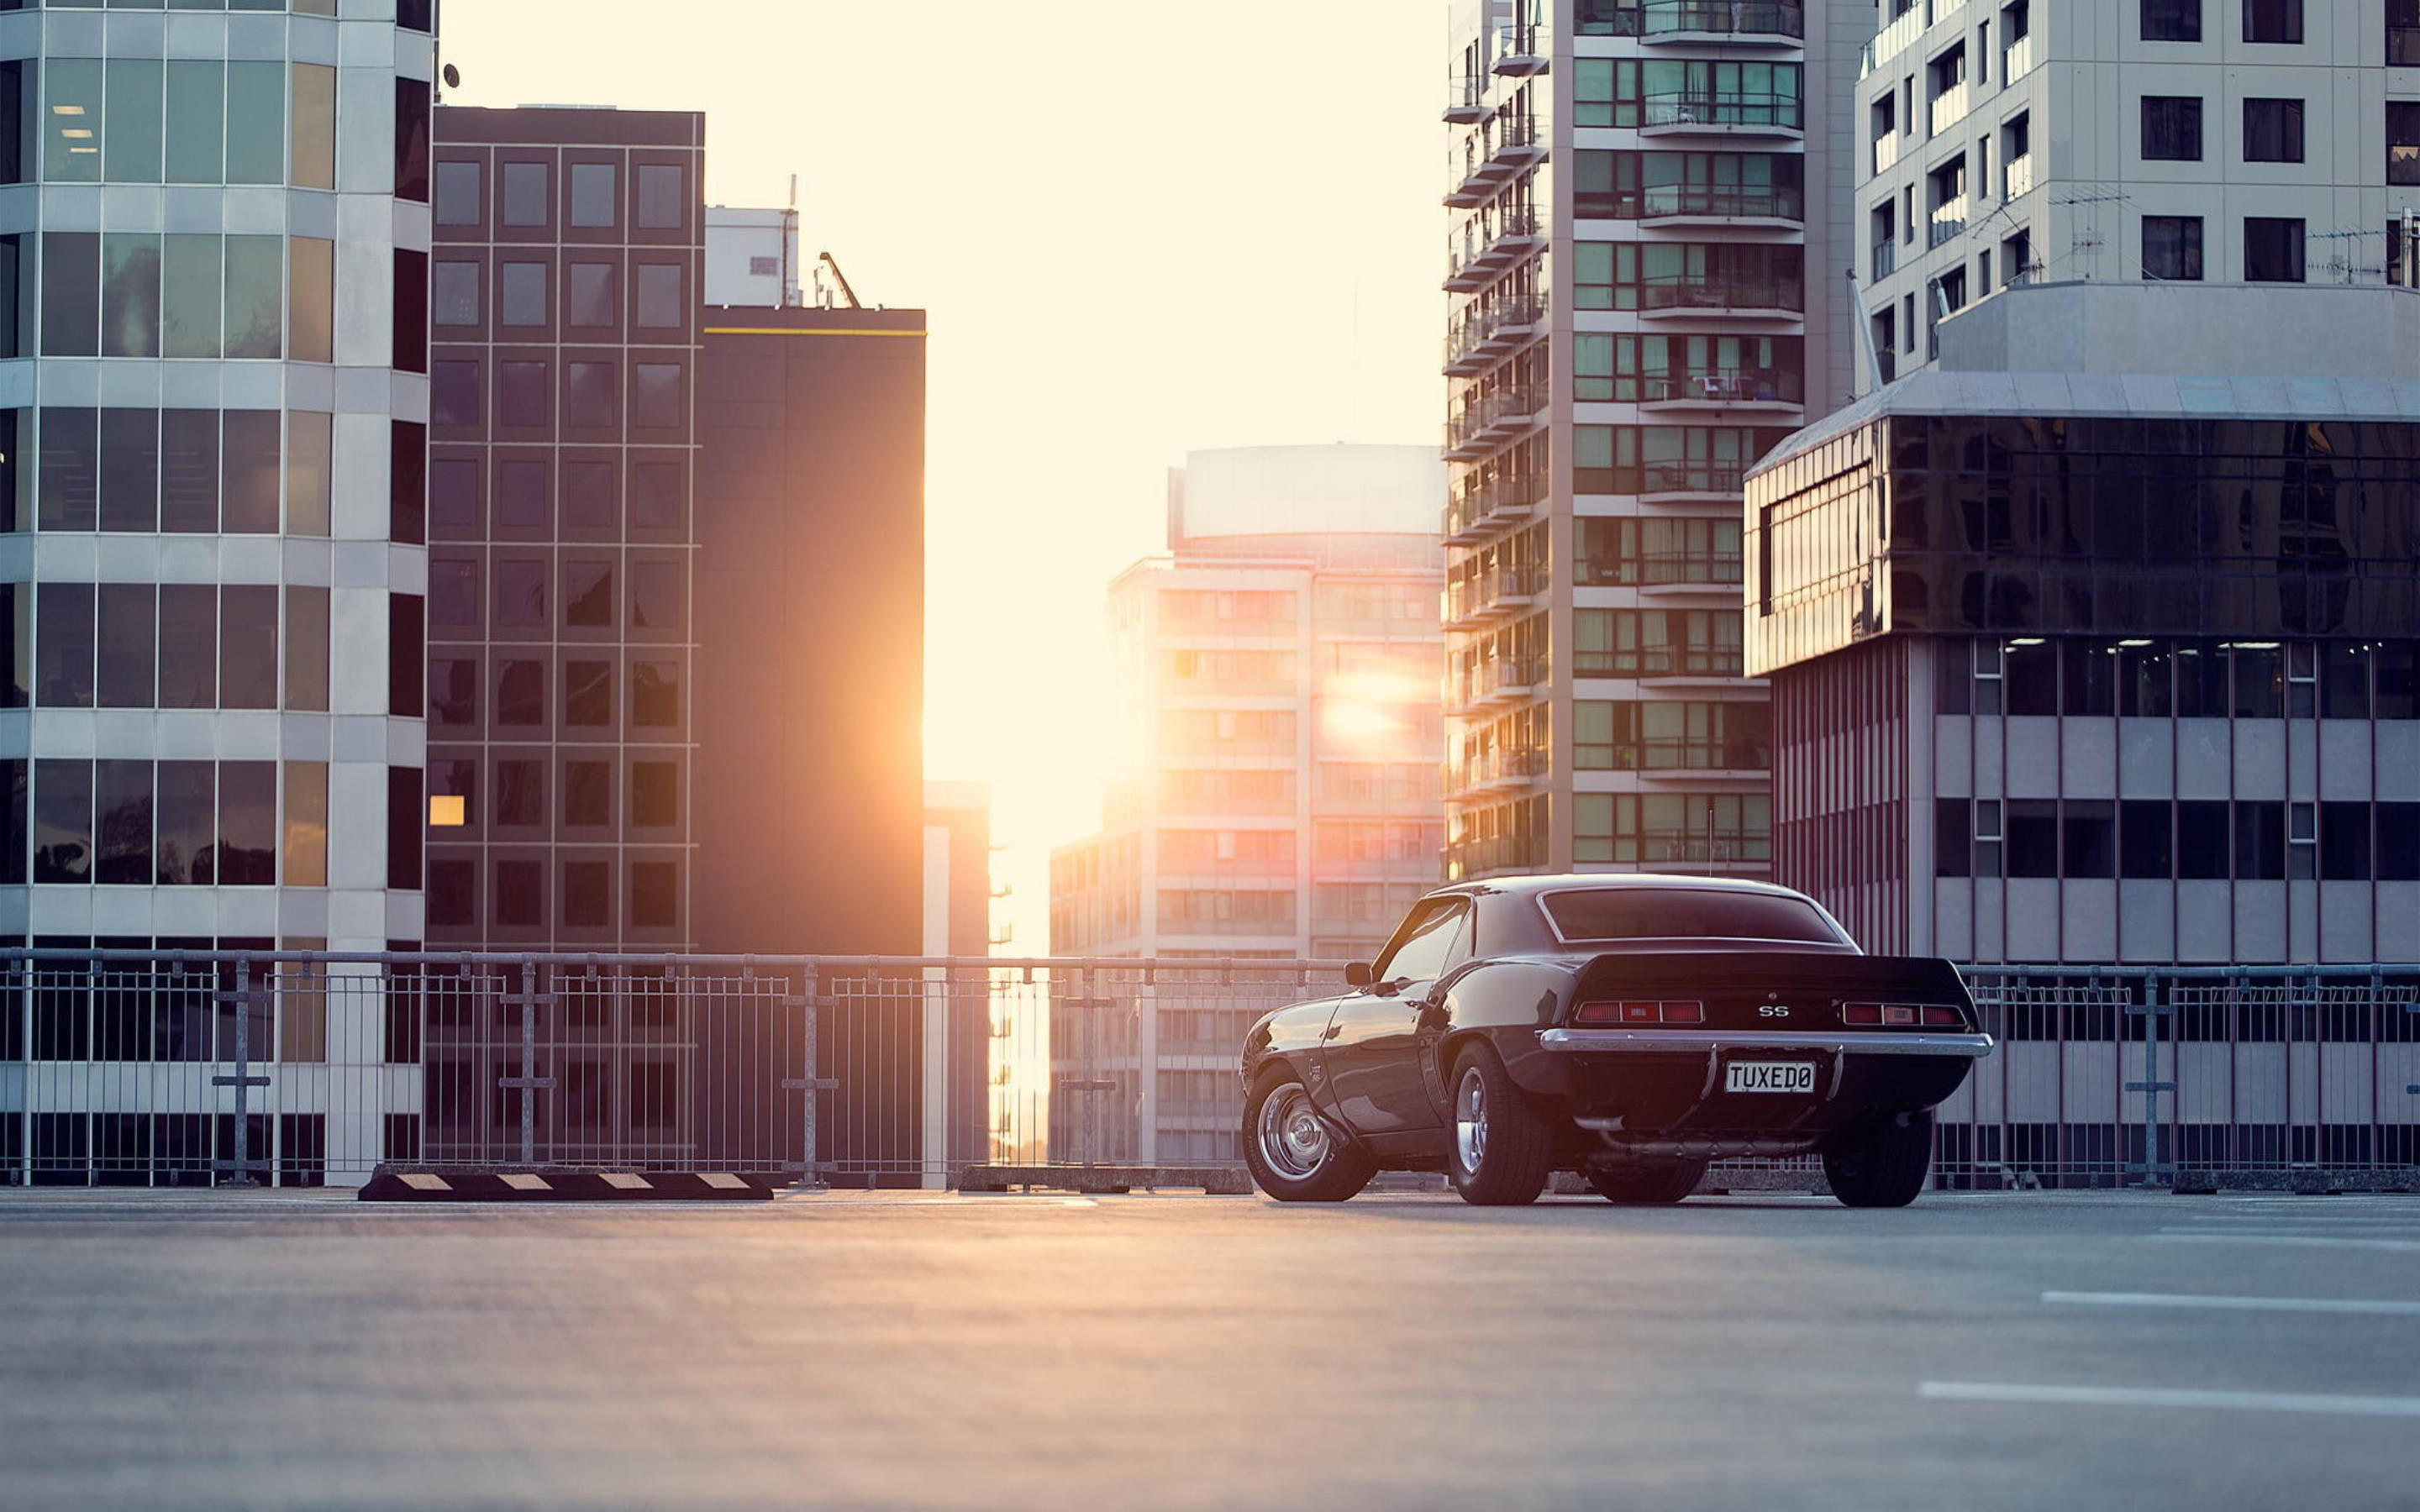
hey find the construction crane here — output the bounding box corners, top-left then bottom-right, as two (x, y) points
(815, 251), (862, 310)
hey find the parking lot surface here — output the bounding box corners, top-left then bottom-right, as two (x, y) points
(2, 1186), (2415, 1510)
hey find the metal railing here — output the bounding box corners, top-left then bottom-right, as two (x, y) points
(1639, 182), (1803, 222)
(1641, 274), (1803, 313)
(1642, 92), (1803, 132)
(10, 948), (2409, 1193)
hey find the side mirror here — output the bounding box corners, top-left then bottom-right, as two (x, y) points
(1344, 961), (1375, 989)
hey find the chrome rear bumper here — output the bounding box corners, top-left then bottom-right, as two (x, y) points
(1538, 1027), (1996, 1058)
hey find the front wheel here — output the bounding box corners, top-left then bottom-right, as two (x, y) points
(1243, 1070), (1374, 1202)
(1586, 1158), (1707, 1205)
(1447, 1043), (1554, 1206)
(1823, 1110), (1936, 1208)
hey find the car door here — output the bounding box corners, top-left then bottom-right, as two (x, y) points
(1323, 900), (1470, 1138)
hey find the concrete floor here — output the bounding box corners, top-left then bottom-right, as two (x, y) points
(1, 1187), (2415, 1511)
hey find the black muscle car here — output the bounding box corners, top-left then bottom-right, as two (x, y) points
(1239, 874), (1994, 1207)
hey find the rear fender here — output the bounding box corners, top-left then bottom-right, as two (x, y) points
(1430, 958), (1581, 1110)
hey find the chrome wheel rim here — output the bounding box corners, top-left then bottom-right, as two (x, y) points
(1257, 1083), (1330, 1179)
(1455, 1067), (1488, 1173)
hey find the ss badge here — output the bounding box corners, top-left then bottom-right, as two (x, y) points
(1758, 1005), (1792, 1018)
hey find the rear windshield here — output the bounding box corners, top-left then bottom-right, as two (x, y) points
(1541, 889), (1843, 944)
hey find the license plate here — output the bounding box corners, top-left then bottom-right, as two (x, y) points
(1726, 1061), (1816, 1094)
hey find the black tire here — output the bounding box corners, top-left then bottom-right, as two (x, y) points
(1447, 1042), (1554, 1206)
(1586, 1158), (1707, 1205)
(1823, 1110), (1936, 1208)
(1242, 1068), (1375, 1203)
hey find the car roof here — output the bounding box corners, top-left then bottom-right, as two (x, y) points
(1428, 874), (1818, 902)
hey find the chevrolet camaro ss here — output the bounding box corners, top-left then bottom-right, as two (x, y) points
(1239, 875), (1994, 1207)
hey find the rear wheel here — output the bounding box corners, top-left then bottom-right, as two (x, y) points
(1585, 1158), (1707, 1205)
(1823, 1110), (1936, 1208)
(1447, 1043), (1553, 1206)
(1243, 1070), (1374, 1203)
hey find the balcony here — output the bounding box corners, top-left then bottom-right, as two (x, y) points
(1871, 239), (1897, 279)
(1628, 550), (1746, 588)
(1445, 385), (1547, 459)
(1443, 833), (1544, 881)
(2002, 30), (2038, 82)
(1442, 295), (1545, 375)
(1638, 182), (1803, 228)
(1639, 274), (1803, 319)
(1639, 369), (1802, 413)
(1871, 133), (1902, 176)
(1455, 748), (1546, 794)
(1444, 207), (1548, 292)
(1455, 658), (1544, 710)
(1640, 463), (1749, 500)
(2004, 153), (2035, 201)
(1928, 200), (1967, 248)
(1639, 1), (1804, 42)
(1575, 648), (1745, 679)
(1928, 81), (1970, 138)
(1470, 565), (1544, 622)
(1492, 24), (1549, 76)
(1444, 71), (1490, 124)
(1444, 114), (1547, 208)
(1630, 736), (1770, 775)
(1640, 92), (1803, 137)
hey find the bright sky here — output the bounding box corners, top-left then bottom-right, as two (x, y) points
(444, 1), (1447, 950)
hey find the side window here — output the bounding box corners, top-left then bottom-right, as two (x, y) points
(1376, 901), (1468, 984)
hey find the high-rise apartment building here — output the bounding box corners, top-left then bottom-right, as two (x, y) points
(1439, 0), (1866, 881)
(0, 1), (438, 1180)
(1050, 445), (1446, 963)
(1857, 0), (2420, 382)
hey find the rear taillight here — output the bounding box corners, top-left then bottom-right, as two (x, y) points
(1571, 1000), (1705, 1026)
(1843, 1002), (1966, 1028)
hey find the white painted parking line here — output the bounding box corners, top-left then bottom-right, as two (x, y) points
(2159, 1226), (2420, 1236)
(1919, 1382), (2420, 1418)
(2044, 1291), (2420, 1317)
(2149, 1233), (2420, 1253)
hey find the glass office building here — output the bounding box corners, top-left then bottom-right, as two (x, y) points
(1745, 282), (2420, 962)
(0, 0), (437, 1180)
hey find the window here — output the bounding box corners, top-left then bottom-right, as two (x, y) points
(635, 263), (683, 329)
(98, 409), (155, 531)
(388, 420), (424, 545)
(2391, 103), (2420, 186)
(630, 461), (684, 529)
(431, 360), (479, 429)
(2243, 0), (2301, 44)
(502, 161), (550, 228)
(2396, 0), (2420, 64)
(2381, 806), (2420, 881)
(632, 661), (679, 726)
(632, 763), (677, 827)
(288, 235), (334, 363)
(286, 762), (328, 887)
(395, 78), (431, 203)
(157, 585), (214, 709)
(565, 660), (612, 726)
(2235, 801), (2286, 880)
(570, 163), (618, 228)
(387, 593), (423, 718)
(219, 762), (276, 886)
(567, 262), (616, 328)
(563, 863), (611, 928)
(2141, 96), (2202, 160)
(564, 762), (611, 827)
(290, 63), (334, 191)
(499, 261), (547, 327)
(33, 759), (90, 884)
(35, 583), (92, 707)
(2244, 218), (2304, 281)
(495, 458), (548, 529)
(41, 231), (98, 356)
(155, 762), (211, 886)
(2121, 801), (2173, 878)
(566, 361), (618, 428)
(1935, 798), (1971, 878)
(430, 659), (476, 726)
(564, 562), (613, 627)
(494, 861), (542, 928)
(224, 235), (282, 358)
(565, 459), (617, 530)
(497, 360), (550, 429)
(2243, 99), (2303, 162)
(94, 760), (151, 885)
(97, 584), (154, 708)
(496, 661), (544, 726)
(2063, 801), (2117, 878)
(2177, 800), (2228, 878)
(630, 862), (678, 928)
(2141, 0), (2200, 41)
(633, 364), (683, 430)
(429, 559), (478, 629)
(223, 411), (280, 533)
(635, 164), (686, 229)
(2143, 216), (2203, 281)
(434, 160), (481, 226)
(493, 761), (544, 827)
(494, 561), (546, 627)
(629, 562), (681, 630)
(2005, 800), (2059, 878)
(218, 585), (277, 710)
